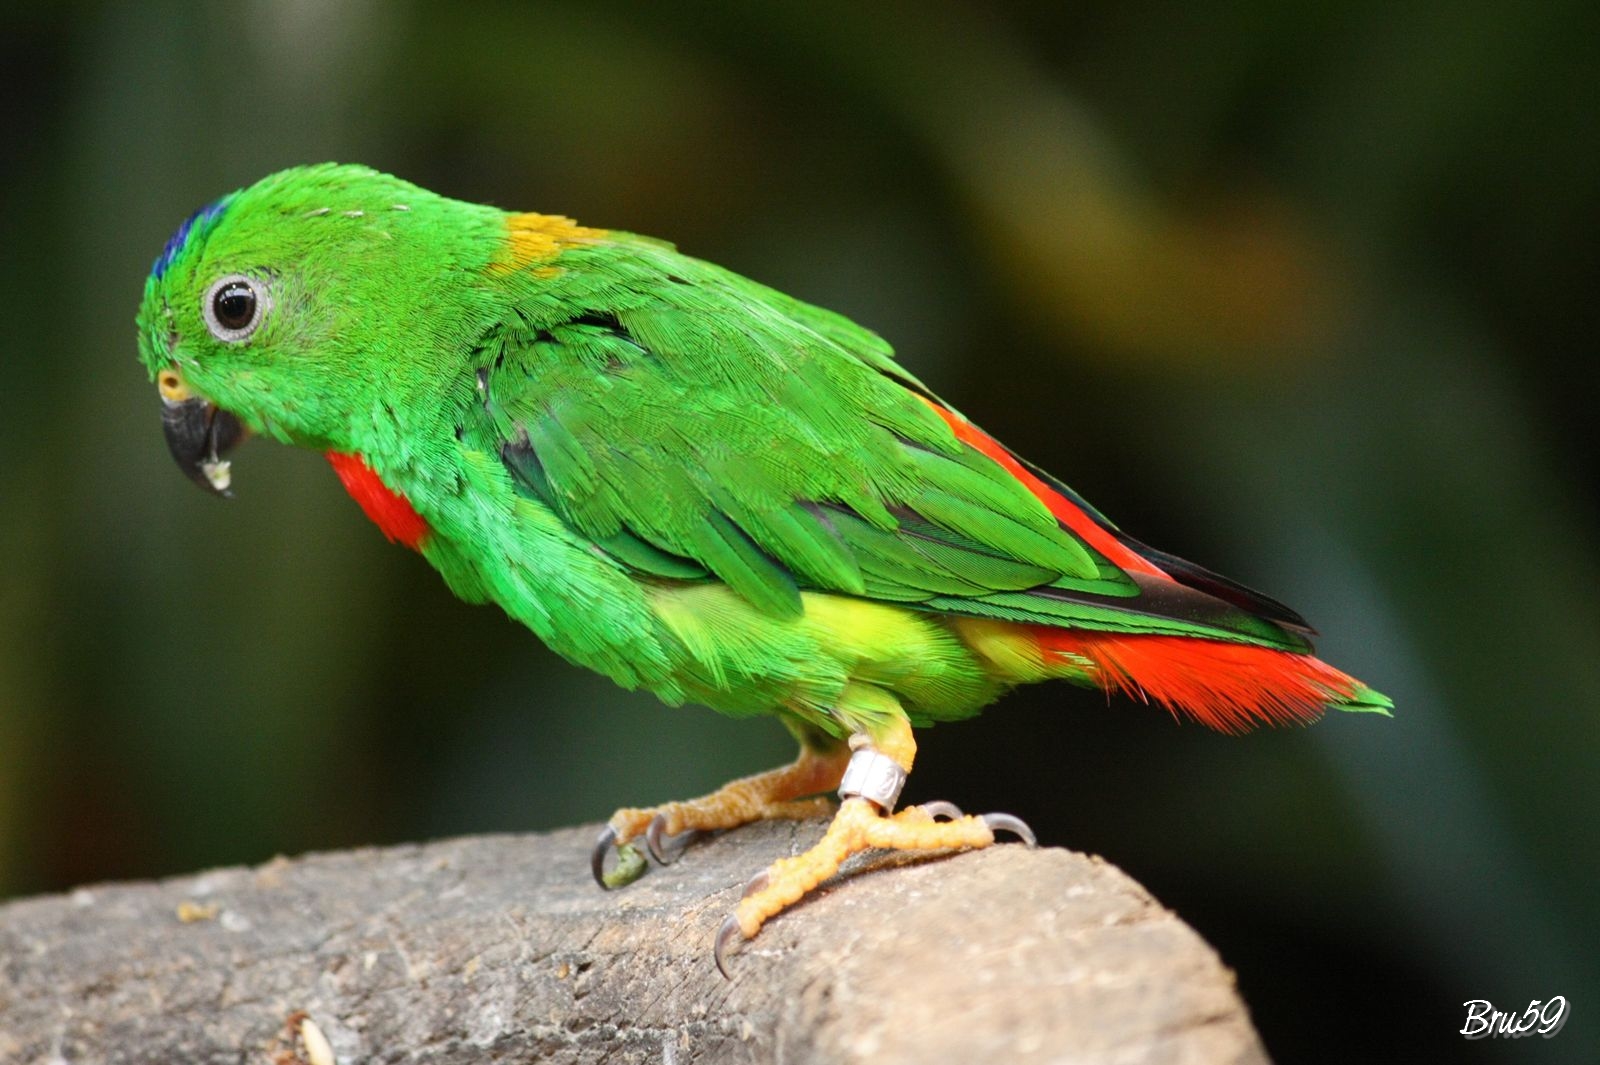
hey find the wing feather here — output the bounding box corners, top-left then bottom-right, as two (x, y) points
(465, 237), (1304, 651)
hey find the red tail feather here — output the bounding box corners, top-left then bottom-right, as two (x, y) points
(919, 398), (1370, 730)
(1031, 628), (1358, 732)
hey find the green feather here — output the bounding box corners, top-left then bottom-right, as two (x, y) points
(135, 163), (1387, 733)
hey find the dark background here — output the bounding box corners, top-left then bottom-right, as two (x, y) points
(1, 3), (1595, 1062)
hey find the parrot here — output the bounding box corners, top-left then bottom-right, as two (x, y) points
(137, 163), (1391, 975)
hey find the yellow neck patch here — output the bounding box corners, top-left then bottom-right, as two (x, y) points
(490, 212), (606, 274)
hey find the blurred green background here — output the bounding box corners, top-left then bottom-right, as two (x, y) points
(1, 2), (1595, 1061)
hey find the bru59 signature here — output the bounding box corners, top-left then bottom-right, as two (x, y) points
(1461, 997), (1569, 1039)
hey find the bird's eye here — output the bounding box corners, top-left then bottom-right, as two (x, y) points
(202, 274), (269, 342)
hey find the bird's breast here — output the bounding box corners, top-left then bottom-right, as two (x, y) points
(325, 451), (432, 550)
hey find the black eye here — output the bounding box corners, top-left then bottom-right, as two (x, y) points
(202, 274), (269, 342)
(214, 282), (254, 329)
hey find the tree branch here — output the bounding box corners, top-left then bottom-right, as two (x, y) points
(0, 820), (1268, 1063)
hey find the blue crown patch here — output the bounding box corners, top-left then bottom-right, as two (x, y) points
(150, 198), (229, 281)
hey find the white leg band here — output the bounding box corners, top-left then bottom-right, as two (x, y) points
(837, 744), (906, 812)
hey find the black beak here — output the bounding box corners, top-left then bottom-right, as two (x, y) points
(161, 396), (245, 497)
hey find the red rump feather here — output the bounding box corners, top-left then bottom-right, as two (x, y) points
(920, 399), (1169, 579)
(1031, 628), (1359, 732)
(919, 398), (1356, 730)
(326, 451), (431, 550)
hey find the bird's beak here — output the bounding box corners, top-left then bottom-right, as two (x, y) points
(158, 368), (246, 497)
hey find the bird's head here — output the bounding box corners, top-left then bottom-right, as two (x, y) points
(135, 163), (502, 495)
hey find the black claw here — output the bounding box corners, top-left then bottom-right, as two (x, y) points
(592, 828), (649, 890)
(644, 814), (702, 866)
(741, 870), (769, 898)
(981, 812), (1038, 847)
(645, 814), (674, 865)
(714, 915), (742, 980)
(919, 800), (965, 821)
(591, 826), (618, 888)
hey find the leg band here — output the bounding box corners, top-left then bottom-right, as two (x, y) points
(837, 743), (907, 812)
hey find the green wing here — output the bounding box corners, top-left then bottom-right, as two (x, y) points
(464, 237), (1304, 651)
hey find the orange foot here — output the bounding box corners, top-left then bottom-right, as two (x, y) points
(713, 796), (1035, 976)
(592, 741), (850, 888)
(712, 735), (1036, 977)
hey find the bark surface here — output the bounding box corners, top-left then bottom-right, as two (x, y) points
(0, 821), (1269, 1064)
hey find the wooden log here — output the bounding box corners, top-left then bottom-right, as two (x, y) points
(0, 820), (1268, 1063)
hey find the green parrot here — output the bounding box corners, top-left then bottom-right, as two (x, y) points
(138, 164), (1390, 974)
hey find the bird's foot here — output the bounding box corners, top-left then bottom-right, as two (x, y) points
(713, 793), (1036, 977)
(592, 743), (850, 888)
